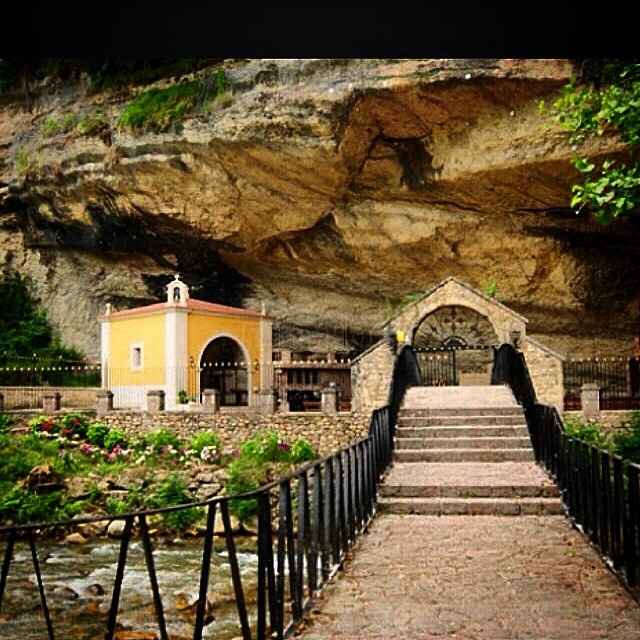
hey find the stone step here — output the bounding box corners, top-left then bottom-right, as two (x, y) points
(399, 407), (524, 417)
(394, 448), (535, 463)
(398, 415), (526, 426)
(396, 425), (530, 438)
(403, 385), (518, 409)
(381, 483), (560, 498)
(395, 436), (532, 450)
(378, 496), (564, 516)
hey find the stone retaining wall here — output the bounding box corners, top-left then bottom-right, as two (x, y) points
(0, 386), (98, 410)
(350, 339), (395, 415)
(563, 410), (638, 431)
(99, 411), (370, 456)
(522, 337), (564, 412)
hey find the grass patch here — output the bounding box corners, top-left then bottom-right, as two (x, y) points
(14, 147), (38, 177)
(41, 112), (77, 138)
(75, 110), (110, 137)
(117, 69), (229, 133)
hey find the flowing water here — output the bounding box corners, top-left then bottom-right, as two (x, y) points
(0, 538), (260, 639)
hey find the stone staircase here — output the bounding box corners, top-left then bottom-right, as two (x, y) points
(379, 385), (563, 516)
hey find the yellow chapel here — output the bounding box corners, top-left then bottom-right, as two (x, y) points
(99, 275), (272, 410)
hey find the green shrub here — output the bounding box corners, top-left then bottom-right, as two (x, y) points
(117, 69), (229, 132)
(189, 430), (221, 456)
(29, 414), (60, 435)
(290, 438), (317, 463)
(0, 432), (62, 482)
(147, 474), (201, 530)
(226, 456), (265, 522)
(60, 412), (89, 438)
(0, 414), (14, 433)
(240, 430), (290, 463)
(143, 428), (182, 452)
(177, 389), (189, 404)
(612, 411), (640, 464)
(105, 486), (143, 515)
(104, 428), (128, 451)
(86, 422), (110, 447)
(563, 417), (609, 448)
(0, 485), (82, 524)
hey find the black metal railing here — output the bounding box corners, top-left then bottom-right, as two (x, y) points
(493, 343), (640, 597)
(563, 356), (640, 411)
(387, 344), (422, 434)
(0, 344), (415, 639)
(491, 343), (537, 410)
(529, 403), (640, 596)
(0, 407), (392, 640)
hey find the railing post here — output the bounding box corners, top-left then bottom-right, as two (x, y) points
(625, 465), (639, 586)
(612, 457), (624, 570)
(590, 447), (600, 546)
(600, 452), (611, 558)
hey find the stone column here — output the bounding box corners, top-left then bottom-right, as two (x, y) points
(581, 383), (600, 420)
(43, 392), (61, 413)
(96, 390), (114, 415)
(257, 389), (277, 415)
(147, 390), (166, 413)
(202, 388), (220, 414)
(321, 383), (338, 415)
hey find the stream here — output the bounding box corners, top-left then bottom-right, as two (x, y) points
(0, 538), (260, 639)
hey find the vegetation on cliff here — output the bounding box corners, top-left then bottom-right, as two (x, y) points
(546, 60), (640, 223)
(0, 270), (83, 363)
(117, 69), (230, 132)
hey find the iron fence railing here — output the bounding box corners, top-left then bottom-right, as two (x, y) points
(494, 343), (640, 598)
(0, 406), (393, 640)
(491, 343), (537, 410)
(529, 404), (640, 596)
(0, 343), (417, 639)
(563, 356), (640, 411)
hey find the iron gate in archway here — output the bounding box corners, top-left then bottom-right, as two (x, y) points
(415, 343), (495, 386)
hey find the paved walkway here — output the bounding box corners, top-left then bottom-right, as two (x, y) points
(297, 515), (640, 639)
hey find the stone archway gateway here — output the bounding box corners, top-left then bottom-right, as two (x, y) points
(200, 336), (249, 406)
(412, 304), (500, 386)
(351, 277), (566, 413)
(390, 277), (527, 347)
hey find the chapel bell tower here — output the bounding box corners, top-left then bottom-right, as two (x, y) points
(166, 274), (189, 307)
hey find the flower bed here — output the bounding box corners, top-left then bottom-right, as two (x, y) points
(0, 411), (319, 539)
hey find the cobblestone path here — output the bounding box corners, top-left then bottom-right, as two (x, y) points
(296, 515), (640, 639)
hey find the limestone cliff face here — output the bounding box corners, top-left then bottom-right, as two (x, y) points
(1, 58), (638, 359)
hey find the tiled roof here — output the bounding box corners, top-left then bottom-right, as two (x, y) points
(102, 299), (262, 320)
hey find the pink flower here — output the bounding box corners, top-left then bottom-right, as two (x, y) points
(278, 442), (290, 453)
(80, 443), (94, 455)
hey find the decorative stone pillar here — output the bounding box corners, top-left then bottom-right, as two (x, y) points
(43, 392), (61, 413)
(96, 390), (114, 414)
(257, 389), (277, 415)
(202, 388), (220, 414)
(321, 383), (338, 415)
(581, 383), (601, 420)
(147, 390), (166, 413)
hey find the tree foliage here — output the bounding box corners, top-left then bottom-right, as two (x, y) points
(0, 269), (83, 362)
(545, 61), (640, 224)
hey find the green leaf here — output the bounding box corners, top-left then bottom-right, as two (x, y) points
(574, 158), (595, 173)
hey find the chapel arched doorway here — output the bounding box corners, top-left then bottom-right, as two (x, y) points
(200, 336), (249, 406)
(412, 305), (499, 385)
